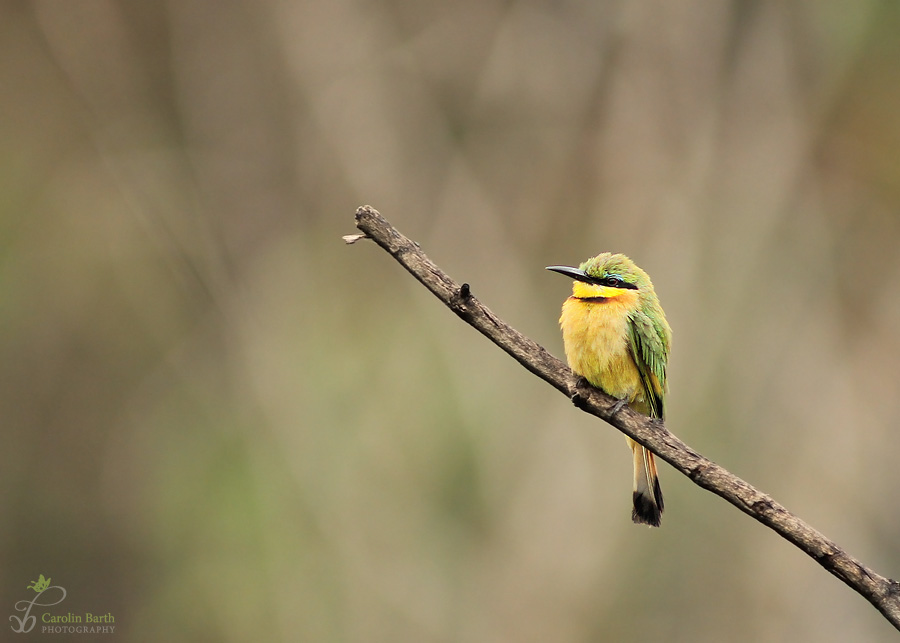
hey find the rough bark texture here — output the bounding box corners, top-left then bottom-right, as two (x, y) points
(349, 204), (900, 631)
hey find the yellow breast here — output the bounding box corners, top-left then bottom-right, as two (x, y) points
(559, 296), (647, 412)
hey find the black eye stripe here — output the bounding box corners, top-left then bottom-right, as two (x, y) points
(589, 275), (638, 290)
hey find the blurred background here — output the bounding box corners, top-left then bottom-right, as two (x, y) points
(2, 1), (900, 641)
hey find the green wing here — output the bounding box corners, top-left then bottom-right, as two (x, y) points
(627, 311), (669, 419)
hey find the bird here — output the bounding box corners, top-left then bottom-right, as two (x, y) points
(547, 253), (671, 527)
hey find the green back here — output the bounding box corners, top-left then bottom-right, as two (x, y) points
(627, 308), (669, 419)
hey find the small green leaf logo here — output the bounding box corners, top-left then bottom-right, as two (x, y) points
(27, 574), (51, 592)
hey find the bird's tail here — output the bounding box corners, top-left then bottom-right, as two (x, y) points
(629, 438), (664, 527)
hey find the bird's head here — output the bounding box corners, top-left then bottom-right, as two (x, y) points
(546, 253), (654, 302)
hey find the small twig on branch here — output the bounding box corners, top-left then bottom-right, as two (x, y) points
(348, 204), (900, 631)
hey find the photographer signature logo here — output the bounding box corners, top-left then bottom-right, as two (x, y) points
(9, 574), (115, 635)
(10, 575), (66, 634)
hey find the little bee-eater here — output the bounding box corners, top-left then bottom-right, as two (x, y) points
(547, 254), (671, 527)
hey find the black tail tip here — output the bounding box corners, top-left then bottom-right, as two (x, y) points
(632, 491), (662, 528)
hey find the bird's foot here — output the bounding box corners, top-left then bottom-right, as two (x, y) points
(610, 397), (629, 416)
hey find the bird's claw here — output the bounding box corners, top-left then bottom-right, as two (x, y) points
(610, 398), (629, 415)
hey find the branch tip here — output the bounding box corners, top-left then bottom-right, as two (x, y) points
(355, 204), (381, 226)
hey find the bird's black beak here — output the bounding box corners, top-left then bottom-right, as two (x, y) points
(546, 265), (592, 283)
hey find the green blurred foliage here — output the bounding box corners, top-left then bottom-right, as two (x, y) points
(2, 1), (900, 641)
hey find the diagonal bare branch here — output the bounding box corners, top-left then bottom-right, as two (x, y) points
(348, 204), (900, 631)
